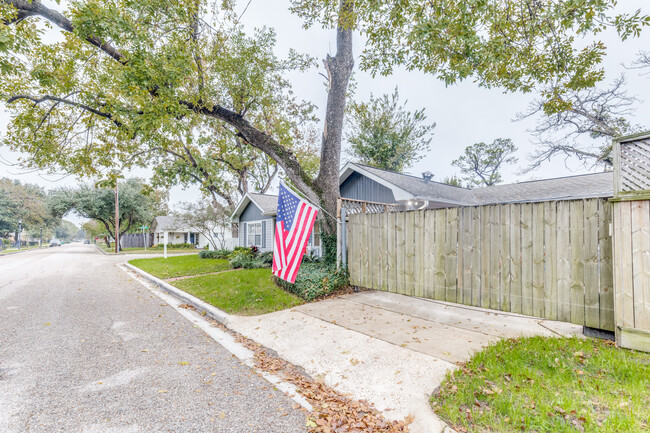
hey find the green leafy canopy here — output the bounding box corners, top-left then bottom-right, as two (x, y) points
(291, 0), (650, 102)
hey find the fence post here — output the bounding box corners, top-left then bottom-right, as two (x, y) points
(611, 131), (650, 352)
(341, 208), (347, 269)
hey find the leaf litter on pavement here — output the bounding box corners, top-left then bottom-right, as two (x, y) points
(207, 317), (412, 432)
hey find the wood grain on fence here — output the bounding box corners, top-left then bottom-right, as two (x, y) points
(347, 198), (614, 331)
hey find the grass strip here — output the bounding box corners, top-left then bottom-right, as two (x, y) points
(128, 255), (230, 279)
(173, 268), (303, 316)
(431, 336), (650, 433)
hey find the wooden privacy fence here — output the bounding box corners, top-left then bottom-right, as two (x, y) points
(347, 198), (614, 331)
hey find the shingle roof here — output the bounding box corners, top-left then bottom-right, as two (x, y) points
(152, 215), (179, 231)
(249, 193), (278, 214)
(357, 164), (476, 205)
(472, 172), (613, 204)
(349, 163), (613, 205)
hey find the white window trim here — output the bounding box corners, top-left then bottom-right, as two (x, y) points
(245, 220), (264, 247)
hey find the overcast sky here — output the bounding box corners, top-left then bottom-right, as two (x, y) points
(1, 0), (649, 226)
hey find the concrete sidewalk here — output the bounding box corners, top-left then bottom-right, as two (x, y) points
(227, 290), (583, 433)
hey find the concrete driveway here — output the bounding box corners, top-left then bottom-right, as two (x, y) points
(228, 290), (583, 433)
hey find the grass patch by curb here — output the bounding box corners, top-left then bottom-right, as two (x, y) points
(128, 255), (230, 279)
(173, 268), (303, 316)
(431, 336), (650, 433)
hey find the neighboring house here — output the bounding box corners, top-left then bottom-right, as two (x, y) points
(150, 216), (236, 249)
(231, 192), (321, 255)
(339, 162), (613, 208)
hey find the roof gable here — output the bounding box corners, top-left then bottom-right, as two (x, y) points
(231, 193), (278, 221)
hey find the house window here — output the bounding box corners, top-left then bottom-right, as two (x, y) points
(247, 222), (262, 247)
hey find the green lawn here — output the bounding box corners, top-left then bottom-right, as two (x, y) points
(98, 244), (197, 254)
(173, 268), (303, 316)
(432, 336), (650, 433)
(128, 255), (230, 279)
(0, 246), (41, 254)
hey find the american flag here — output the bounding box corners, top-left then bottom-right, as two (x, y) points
(272, 183), (319, 284)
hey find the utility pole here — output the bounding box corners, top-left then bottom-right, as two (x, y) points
(40, 227), (43, 248)
(115, 181), (119, 254)
(17, 219), (22, 249)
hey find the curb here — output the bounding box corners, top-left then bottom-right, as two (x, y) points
(120, 263), (313, 412)
(94, 244), (110, 255)
(0, 246), (47, 256)
(124, 263), (231, 326)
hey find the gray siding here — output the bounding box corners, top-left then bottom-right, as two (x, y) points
(240, 201), (265, 222)
(340, 171), (397, 203)
(237, 217), (275, 252)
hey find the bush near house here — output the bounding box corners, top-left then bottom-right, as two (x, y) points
(152, 242), (196, 249)
(199, 249), (232, 259)
(275, 263), (349, 301)
(226, 246), (273, 269)
(431, 336), (650, 433)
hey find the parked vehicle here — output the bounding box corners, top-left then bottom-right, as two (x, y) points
(49, 239), (61, 247)
(84, 240), (91, 244)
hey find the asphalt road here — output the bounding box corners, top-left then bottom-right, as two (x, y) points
(0, 244), (306, 433)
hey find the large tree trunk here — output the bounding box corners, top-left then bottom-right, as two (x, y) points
(314, 0), (354, 234)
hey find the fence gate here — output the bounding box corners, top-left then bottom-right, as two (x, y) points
(612, 132), (650, 351)
(347, 198), (614, 332)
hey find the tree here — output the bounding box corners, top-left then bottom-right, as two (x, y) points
(441, 175), (464, 188)
(173, 202), (231, 250)
(452, 138), (518, 188)
(49, 179), (163, 250)
(82, 220), (105, 240)
(1, 0), (646, 239)
(518, 76), (644, 172)
(346, 87), (435, 173)
(53, 220), (78, 241)
(0, 178), (56, 240)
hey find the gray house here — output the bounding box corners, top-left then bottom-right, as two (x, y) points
(231, 192), (322, 254)
(339, 162), (613, 208)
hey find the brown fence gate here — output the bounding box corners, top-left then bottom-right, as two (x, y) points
(347, 198), (614, 331)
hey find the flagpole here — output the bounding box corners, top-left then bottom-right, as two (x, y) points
(280, 181), (337, 220)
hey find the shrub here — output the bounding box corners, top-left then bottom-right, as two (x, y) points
(229, 248), (272, 269)
(275, 263), (349, 301)
(152, 243), (196, 249)
(199, 248), (232, 259)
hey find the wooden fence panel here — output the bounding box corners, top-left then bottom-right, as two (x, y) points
(423, 211), (435, 299)
(532, 203), (545, 318)
(434, 210), (446, 300)
(543, 202), (558, 321)
(446, 208), (459, 303)
(570, 200), (586, 326)
(584, 199), (600, 329)
(414, 211), (425, 298)
(557, 201), (572, 323)
(489, 206), (501, 310)
(404, 211), (416, 296)
(458, 207), (473, 305)
(480, 206), (491, 308)
(347, 198), (614, 330)
(521, 204), (534, 316)
(599, 201), (615, 331)
(500, 205), (511, 312)
(509, 204), (522, 314)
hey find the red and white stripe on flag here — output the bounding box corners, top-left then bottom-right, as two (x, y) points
(272, 184), (318, 284)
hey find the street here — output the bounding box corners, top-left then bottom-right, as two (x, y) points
(0, 245), (306, 433)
